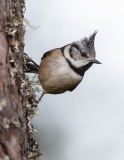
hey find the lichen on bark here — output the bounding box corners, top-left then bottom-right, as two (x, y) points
(0, 0), (41, 159)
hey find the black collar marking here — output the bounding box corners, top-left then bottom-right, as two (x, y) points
(66, 59), (93, 76)
(61, 45), (93, 76)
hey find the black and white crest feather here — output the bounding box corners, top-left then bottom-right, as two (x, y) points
(62, 31), (99, 75)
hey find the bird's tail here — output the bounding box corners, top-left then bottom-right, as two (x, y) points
(23, 53), (39, 74)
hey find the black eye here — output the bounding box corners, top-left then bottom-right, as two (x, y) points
(81, 52), (87, 57)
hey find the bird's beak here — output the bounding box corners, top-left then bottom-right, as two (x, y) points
(92, 59), (101, 64)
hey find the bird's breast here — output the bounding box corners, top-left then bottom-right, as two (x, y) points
(39, 49), (83, 94)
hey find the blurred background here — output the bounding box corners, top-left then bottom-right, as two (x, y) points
(25, 0), (124, 160)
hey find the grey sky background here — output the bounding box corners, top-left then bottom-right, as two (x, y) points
(25, 0), (124, 160)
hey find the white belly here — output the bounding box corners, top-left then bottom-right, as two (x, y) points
(39, 53), (83, 94)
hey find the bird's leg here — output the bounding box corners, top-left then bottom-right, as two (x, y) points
(37, 93), (44, 103)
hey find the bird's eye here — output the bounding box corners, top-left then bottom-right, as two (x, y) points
(81, 52), (87, 57)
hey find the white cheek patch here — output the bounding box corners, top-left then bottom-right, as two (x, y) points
(63, 45), (90, 67)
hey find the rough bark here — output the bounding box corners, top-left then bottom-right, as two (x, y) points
(0, 1), (40, 160)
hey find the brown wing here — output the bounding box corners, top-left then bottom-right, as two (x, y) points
(41, 44), (70, 60)
(41, 48), (60, 60)
(41, 50), (53, 59)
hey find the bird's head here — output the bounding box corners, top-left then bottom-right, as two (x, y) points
(70, 31), (101, 66)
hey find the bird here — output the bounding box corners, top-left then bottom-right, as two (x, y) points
(25, 31), (101, 102)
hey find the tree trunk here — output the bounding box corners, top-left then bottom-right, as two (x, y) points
(0, 1), (40, 159)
